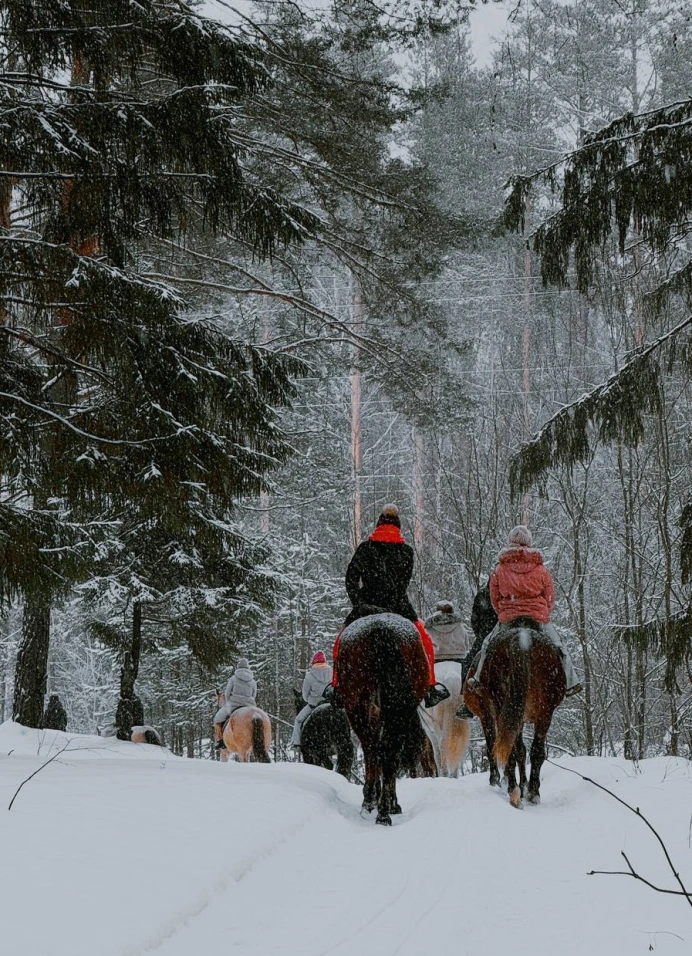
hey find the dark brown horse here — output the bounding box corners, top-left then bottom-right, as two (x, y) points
(337, 613), (429, 825)
(292, 688), (355, 779)
(462, 618), (565, 808)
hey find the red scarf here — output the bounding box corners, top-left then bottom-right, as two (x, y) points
(369, 524), (405, 544)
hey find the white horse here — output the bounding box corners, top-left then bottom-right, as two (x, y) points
(420, 660), (471, 777)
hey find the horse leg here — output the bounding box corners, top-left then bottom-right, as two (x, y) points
(506, 734), (522, 809)
(528, 718), (549, 804)
(336, 737), (355, 780)
(481, 710), (501, 787)
(362, 747), (380, 813)
(515, 732), (528, 798)
(377, 752), (398, 826)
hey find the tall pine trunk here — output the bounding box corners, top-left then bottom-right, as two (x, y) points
(13, 594), (51, 727)
(115, 600), (143, 740)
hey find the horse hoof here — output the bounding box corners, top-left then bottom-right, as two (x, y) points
(391, 803), (402, 815)
(362, 802), (375, 814)
(528, 792), (540, 805)
(489, 776), (500, 788)
(376, 813), (392, 826)
(509, 788), (523, 809)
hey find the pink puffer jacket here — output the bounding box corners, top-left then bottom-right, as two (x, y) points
(489, 547), (555, 625)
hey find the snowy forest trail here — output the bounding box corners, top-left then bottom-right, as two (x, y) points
(0, 723), (690, 956)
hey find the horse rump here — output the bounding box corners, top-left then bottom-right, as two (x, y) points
(301, 703), (355, 779)
(251, 714), (270, 763)
(483, 619), (565, 807)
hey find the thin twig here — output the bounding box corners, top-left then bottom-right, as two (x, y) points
(589, 850), (692, 899)
(8, 742), (70, 811)
(546, 759), (692, 909)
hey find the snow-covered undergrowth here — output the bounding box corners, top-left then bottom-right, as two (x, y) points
(0, 720), (689, 956)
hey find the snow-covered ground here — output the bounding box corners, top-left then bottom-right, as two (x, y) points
(0, 720), (689, 956)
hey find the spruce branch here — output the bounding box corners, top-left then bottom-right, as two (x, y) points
(510, 314), (692, 495)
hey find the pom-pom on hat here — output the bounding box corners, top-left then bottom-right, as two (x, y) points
(507, 525), (532, 548)
(311, 651), (327, 665)
(376, 503), (401, 528)
(236, 657), (250, 669)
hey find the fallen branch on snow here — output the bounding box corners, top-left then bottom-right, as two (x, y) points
(546, 759), (692, 909)
(7, 742), (70, 811)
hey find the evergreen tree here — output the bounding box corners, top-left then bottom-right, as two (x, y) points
(504, 2), (692, 687)
(0, 1), (470, 727)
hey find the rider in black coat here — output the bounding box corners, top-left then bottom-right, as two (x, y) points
(470, 581), (498, 647)
(329, 504), (449, 708)
(456, 580), (499, 719)
(344, 517), (417, 625)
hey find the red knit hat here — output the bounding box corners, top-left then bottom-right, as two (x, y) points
(311, 651), (327, 665)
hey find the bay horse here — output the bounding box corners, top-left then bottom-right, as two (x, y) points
(462, 618), (565, 807)
(221, 705), (271, 763)
(336, 613), (429, 825)
(419, 660), (471, 777)
(292, 689), (355, 779)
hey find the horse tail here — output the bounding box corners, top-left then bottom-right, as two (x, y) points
(375, 629), (424, 776)
(251, 715), (270, 763)
(493, 631), (530, 770)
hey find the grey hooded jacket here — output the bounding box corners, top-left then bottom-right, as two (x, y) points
(424, 611), (469, 660)
(225, 659), (257, 711)
(302, 663), (333, 706)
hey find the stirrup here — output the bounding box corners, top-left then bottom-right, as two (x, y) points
(424, 683), (450, 708)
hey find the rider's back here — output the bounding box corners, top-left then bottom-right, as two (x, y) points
(489, 547), (555, 625)
(345, 539), (417, 621)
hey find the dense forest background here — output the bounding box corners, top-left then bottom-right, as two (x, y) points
(1, 0), (690, 762)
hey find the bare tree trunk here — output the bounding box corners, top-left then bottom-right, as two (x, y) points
(521, 241), (532, 525)
(413, 427), (425, 555)
(350, 280), (364, 549)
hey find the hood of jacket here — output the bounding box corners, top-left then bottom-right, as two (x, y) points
(426, 611), (462, 633)
(497, 546), (544, 573)
(234, 666), (254, 682)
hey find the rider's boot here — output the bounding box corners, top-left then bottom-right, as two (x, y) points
(214, 721), (227, 750)
(424, 683), (450, 708)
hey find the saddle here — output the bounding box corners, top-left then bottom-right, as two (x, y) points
(489, 617), (542, 650)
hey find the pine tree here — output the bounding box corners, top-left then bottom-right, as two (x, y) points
(1, 1), (470, 727)
(0, 0), (320, 726)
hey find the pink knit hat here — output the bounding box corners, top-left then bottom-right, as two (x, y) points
(311, 651), (327, 665)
